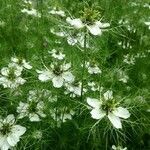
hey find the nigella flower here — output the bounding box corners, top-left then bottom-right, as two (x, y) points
(123, 54), (135, 65)
(0, 114), (26, 150)
(85, 62), (102, 74)
(0, 63), (26, 89)
(21, 8), (41, 17)
(49, 7), (66, 17)
(11, 57), (32, 70)
(117, 70), (129, 83)
(112, 145), (127, 150)
(88, 81), (102, 92)
(65, 81), (87, 97)
(17, 90), (46, 122)
(66, 17), (110, 36)
(48, 49), (65, 60)
(87, 90), (130, 129)
(37, 62), (75, 88)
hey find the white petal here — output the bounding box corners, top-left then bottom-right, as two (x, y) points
(87, 97), (101, 108)
(4, 114), (15, 125)
(90, 108), (106, 120)
(22, 60), (32, 69)
(96, 21), (110, 28)
(52, 76), (64, 88)
(37, 70), (52, 82)
(87, 24), (102, 36)
(62, 72), (75, 83)
(0, 135), (7, 147)
(1, 68), (9, 76)
(67, 36), (78, 45)
(103, 90), (113, 100)
(113, 107), (130, 119)
(66, 17), (84, 29)
(7, 134), (19, 146)
(0, 137), (10, 150)
(108, 113), (122, 129)
(11, 125), (26, 137)
(29, 113), (40, 122)
(144, 21), (150, 26)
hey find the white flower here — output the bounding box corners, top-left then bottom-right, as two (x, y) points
(21, 8), (41, 17)
(144, 21), (150, 29)
(17, 90), (46, 122)
(118, 70), (129, 83)
(85, 62), (102, 74)
(0, 63), (26, 89)
(123, 54), (135, 65)
(65, 82), (87, 97)
(66, 17), (110, 36)
(112, 145), (127, 150)
(11, 57), (32, 70)
(48, 49), (65, 60)
(49, 7), (65, 17)
(0, 114), (26, 150)
(88, 82), (101, 92)
(87, 91), (130, 129)
(37, 63), (75, 88)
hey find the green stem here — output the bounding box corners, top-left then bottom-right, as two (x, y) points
(81, 29), (87, 101)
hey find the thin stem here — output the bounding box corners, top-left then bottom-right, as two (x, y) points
(81, 29), (88, 101)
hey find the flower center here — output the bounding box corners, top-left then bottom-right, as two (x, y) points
(81, 7), (100, 25)
(101, 100), (114, 115)
(28, 101), (37, 113)
(8, 68), (16, 80)
(0, 124), (12, 135)
(53, 67), (63, 76)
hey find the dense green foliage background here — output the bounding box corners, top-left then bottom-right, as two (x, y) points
(0, 0), (150, 149)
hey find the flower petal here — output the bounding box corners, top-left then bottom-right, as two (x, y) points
(37, 70), (52, 82)
(103, 90), (113, 100)
(113, 107), (130, 119)
(29, 113), (40, 122)
(66, 17), (84, 29)
(87, 24), (102, 36)
(87, 97), (101, 108)
(90, 108), (106, 120)
(108, 113), (122, 129)
(52, 76), (64, 88)
(7, 134), (19, 147)
(11, 125), (26, 137)
(3, 114), (15, 125)
(62, 72), (74, 83)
